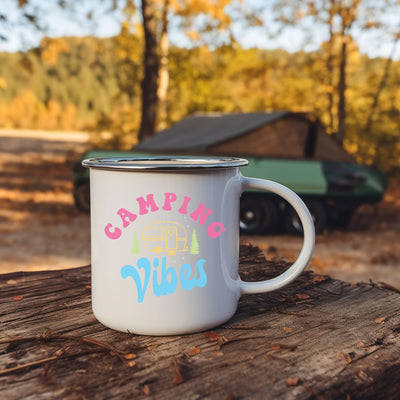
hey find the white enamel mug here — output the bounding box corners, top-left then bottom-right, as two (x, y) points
(82, 156), (315, 335)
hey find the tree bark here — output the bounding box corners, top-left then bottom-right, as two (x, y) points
(138, 0), (159, 142)
(336, 1), (361, 146)
(157, 0), (170, 131)
(2, 244), (400, 399)
(326, 0), (335, 135)
(337, 35), (347, 146)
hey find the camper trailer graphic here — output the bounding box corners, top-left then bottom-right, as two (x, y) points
(142, 221), (189, 255)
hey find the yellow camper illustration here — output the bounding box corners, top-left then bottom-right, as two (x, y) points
(143, 221), (188, 255)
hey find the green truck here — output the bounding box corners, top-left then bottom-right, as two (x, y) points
(74, 112), (386, 234)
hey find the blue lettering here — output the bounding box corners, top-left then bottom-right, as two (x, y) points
(194, 259), (207, 288)
(121, 257), (207, 303)
(180, 263), (195, 291)
(153, 257), (178, 296)
(120, 257), (151, 303)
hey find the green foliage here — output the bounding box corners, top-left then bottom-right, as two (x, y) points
(0, 35), (138, 131)
(0, 35), (399, 171)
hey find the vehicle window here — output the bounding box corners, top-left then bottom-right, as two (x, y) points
(147, 227), (164, 238)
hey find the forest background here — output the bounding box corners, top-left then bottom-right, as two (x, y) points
(0, 0), (400, 174)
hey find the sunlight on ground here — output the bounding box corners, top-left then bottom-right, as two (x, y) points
(0, 130), (91, 272)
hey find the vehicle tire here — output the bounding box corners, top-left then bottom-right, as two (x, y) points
(284, 200), (327, 235)
(329, 207), (356, 229)
(73, 182), (90, 213)
(240, 197), (278, 235)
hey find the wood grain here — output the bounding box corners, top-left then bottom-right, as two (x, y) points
(1, 244), (399, 399)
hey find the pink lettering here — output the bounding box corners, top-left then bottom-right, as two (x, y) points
(104, 223), (122, 240)
(104, 193), (226, 241)
(137, 194), (159, 215)
(190, 203), (213, 225)
(178, 196), (191, 214)
(162, 192), (177, 211)
(207, 222), (226, 239)
(117, 208), (137, 228)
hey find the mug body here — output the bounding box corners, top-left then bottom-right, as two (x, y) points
(86, 157), (247, 335)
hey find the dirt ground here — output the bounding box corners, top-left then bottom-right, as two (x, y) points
(1, 129), (399, 288)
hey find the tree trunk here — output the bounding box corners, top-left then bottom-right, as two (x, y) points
(337, 36), (347, 146)
(138, 0), (159, 142)
(336, 1), (361, 146)
(364, 35), (399, 134)
(326, 1), (335, 135)
(157, 0), (170, 131)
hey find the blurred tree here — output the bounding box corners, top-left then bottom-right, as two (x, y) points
(1, 0), (257, 140)
(0, 37), (399, 171)
(139, 0), (159, 141)
(0, 1), (399, 172)
(157, 0), (169, 130)
(272, 0), (400, 146)
(40, 37), (70, 65)
(363, 34), (400, 136)
(135, 0), (247, 139)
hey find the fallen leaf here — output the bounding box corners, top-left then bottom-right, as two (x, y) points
(141, 384), (150, 396)
(339, 352), (352, 364)
(295, 293), (310, 300)
(283, 326), (293, 333)
(312, 275), (327, 283)
(188, 347), (201, 356)
(13, 295), (23, 301)
(286, 377), (299, 386)
(205, 332), (228, 348)
(375, 316), (386, 324)
(204, 332), (221, 340)
(358, 341), (365, 348)
(124, 353), (136, 360)
(172, 359), (184, 385)
(271, 345), (281, 350)
(127, 360), (136, 368)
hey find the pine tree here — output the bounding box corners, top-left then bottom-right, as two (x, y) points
(190, 229), (200, 255)
(131, 230), (140, 255)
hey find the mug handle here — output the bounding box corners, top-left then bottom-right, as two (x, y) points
(239, 176), (315, 294)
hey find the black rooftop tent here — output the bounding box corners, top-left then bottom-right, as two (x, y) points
(135, 111), (353, 162)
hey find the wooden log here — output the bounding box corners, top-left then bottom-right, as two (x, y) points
(1, 243), (399, 399)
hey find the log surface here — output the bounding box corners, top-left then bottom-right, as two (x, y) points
(1, 244), (399, 400)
